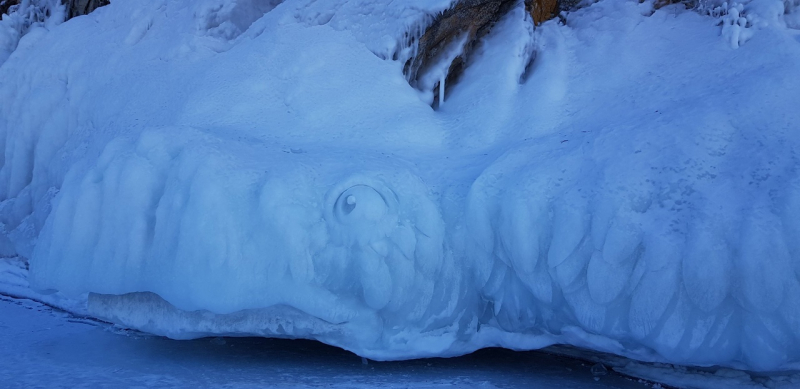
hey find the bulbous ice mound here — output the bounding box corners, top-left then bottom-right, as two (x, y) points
(466, 131), (800, 371)
(2, 0), (800, 372)
(28, 127), (467, 358)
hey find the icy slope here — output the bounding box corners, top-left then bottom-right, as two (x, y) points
(1, 0), (800, 372)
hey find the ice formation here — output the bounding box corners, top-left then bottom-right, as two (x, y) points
(0, 0), (65, 64)
(2, 0), (800, 372)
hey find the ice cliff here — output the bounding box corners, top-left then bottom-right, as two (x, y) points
(2, 0), (800, 372)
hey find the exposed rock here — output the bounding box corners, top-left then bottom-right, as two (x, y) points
(404, 0), (516, 107)
(64, 0), (108, 19)
(404, 0), (565, 107)
(525, 0), (559, 25)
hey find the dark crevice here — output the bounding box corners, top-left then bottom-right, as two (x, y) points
(65, 0), (109, 20)
(1, 0), (109, 20)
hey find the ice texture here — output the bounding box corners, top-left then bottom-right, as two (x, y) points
(2, 0), (800, 372)
(0, 0), (65, 65)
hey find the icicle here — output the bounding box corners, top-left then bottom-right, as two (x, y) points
(438, 74), (445, 107)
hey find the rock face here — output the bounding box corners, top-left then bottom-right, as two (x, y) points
(404, 0), (561, 107)
(404, 0), (516, 107)
(65, 0), (109, 19)
(525, 0), (559, 25)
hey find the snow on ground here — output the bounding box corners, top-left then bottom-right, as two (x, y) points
(550, 344), (800, 389)
(0, 255), (87, 313)
(2, 0), (800, 375)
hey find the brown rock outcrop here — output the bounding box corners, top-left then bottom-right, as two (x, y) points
(525, 0), (559, 25)
(404, 0), (516, 107)
(404, 0), (564, 107)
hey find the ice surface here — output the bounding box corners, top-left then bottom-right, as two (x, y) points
(1, 295), (657, 389)
(1, 0), (800, 372)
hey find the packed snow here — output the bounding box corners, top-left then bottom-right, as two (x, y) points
(2, 0), (800, 374)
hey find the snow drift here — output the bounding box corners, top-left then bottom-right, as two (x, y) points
(2, 0), (800, 372)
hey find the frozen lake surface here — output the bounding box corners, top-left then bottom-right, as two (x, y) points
(0, 295), (651, 388)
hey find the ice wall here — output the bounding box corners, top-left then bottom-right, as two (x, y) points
(2, 0), (800, 371)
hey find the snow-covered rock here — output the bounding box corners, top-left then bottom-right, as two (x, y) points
(404, 0), (517, 105)
(1, 0), (800, 372)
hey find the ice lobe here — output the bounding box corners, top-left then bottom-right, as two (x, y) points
(17, 113), (459, 357)
(466, 121), (800, 370)
(29, 125), (466, 357)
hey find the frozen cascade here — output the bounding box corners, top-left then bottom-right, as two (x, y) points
(1, 0), (800, 373)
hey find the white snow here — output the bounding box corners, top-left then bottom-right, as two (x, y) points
(1, 0), (800, 374)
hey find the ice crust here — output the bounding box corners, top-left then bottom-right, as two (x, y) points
(2, 0), (800, 371)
